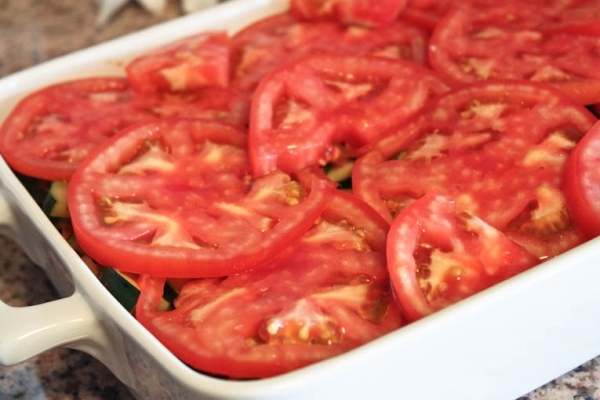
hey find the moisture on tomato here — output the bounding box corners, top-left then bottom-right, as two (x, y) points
(136, 190), (404, 378)
(67, 118), (334, 278)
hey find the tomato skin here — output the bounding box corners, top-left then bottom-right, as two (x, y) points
(68, 118), (334, 278)
(136, 190), (405, 378)
(387, 192), (540, 321)
(125, 31), (230, 93)
(563, 120), (600, 240)
(249, 53), (449, 177)
(0, 77), (157, 181)
(290, 0), (407, 27)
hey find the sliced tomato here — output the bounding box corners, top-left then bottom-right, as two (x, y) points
(537, 0), (600, 37)
(427, 3), (600, 104)
(402, 0), (514, 32)
(68, 118), (334, 278)
(387, 192), (540, 321)
(290, 0), (408, 27)
(249, 54), (449, 177)
(563, 120), (600, 240)
(353, 80), (597, 259)
(125, 31), (230, 93)
(401, 0), (454, 31)
(144, 87), (250, 127)
(0, 77), (159, 181)
(230, 11), (429, 92)
(136, 189), (404, 378)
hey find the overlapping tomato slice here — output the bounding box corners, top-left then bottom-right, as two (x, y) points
(563, 120), (600, 240)
(0, 78), (158, 181)
(3, 0), (600, 381)
(136, 190), (404, 378)
(68, 118), (333, 278)
(353, 80), (597, 259)
(387, 192), (540, 321)
(230, 11), (429, 92)
(427, 1), (600, 104)
(249, 53), (449, 177)
(290, 0), (408, 27)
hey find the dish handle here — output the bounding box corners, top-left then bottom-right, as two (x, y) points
(0, 186), (100, 367)
(0, 169), (138, 390)
(0, 292), (100, 366)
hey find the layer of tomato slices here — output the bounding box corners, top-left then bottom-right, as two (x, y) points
(136, 189), (405, 378)
(427, 1), (600, 104)
(0, 77), (158, 181)
(67, 118), (333, 278)
(249, 53), (449, 177)
(1, 0), (600, 382)
(353, 80), (597, 260)
(125, 31), (230, 93)
(387, 192), (539, 321)
(290, 0), (408, 27)
(230, 11), (429, 92)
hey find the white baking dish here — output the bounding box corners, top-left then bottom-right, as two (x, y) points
(2, 0), (600, 398)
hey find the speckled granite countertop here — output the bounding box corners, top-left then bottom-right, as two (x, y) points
(1, 1), (600, 399)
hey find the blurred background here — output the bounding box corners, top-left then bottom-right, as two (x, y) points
(0, 0), (186, 77)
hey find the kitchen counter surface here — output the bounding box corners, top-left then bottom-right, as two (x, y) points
(1, 0), (600, 399)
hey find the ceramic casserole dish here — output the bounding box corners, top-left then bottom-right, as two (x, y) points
(2, 0), (600, 398)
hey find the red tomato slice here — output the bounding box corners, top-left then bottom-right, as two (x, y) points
(537, 0), (600, 37)
(249, 54), (449, 177)
(353, 80), (597, 259)
(402, 0), (516, 32)
(428, 3), (600, 104)
(401, 0), (454, 31)
(563, 120), (600, 239)
(230, 12), (429, 92)
(136, 190), (405, 378)
(290, 0), (407, 27)
(145, 87), (250, 128)
(0, 77), (157, 181)
(125, 31), (230, 93)
(68, 118), (334, 278)
(387, 192), (540, 321)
